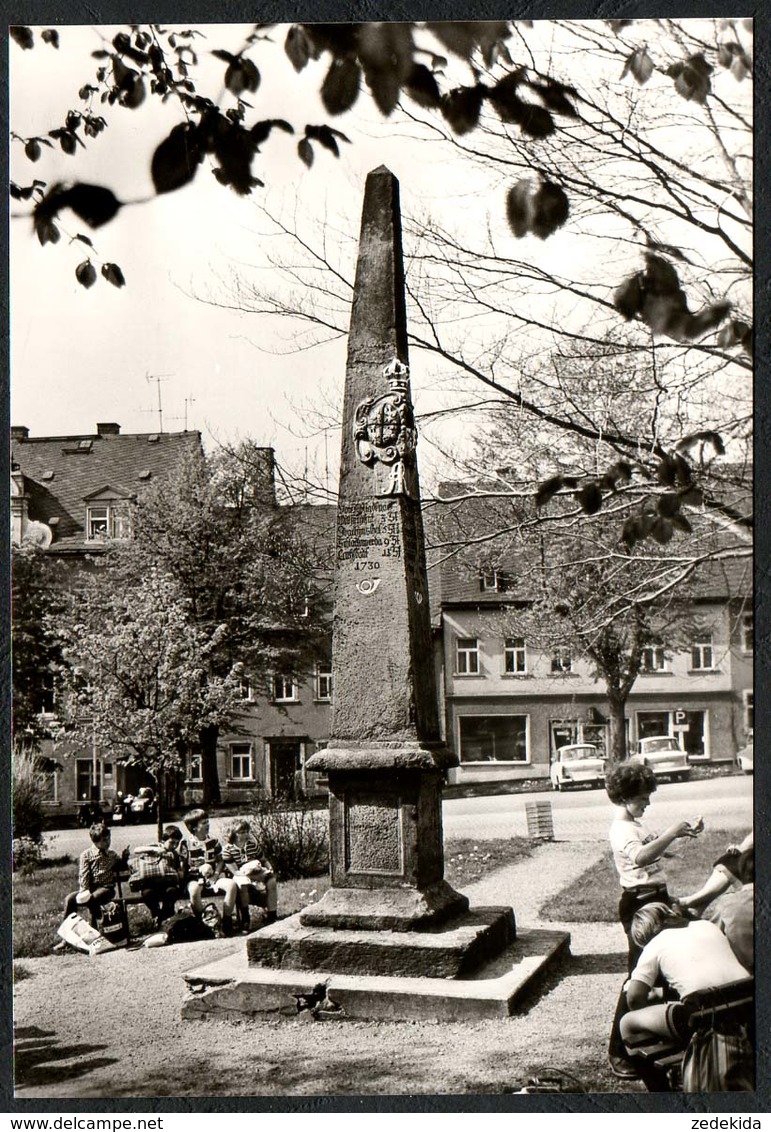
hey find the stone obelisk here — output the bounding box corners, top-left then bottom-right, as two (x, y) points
(183, 169), (572, 1012)
(301, 166), (468, 931)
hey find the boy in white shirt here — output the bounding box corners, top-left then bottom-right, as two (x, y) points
(605, 762), (703, 1077)
(620, 902), (750, 1045)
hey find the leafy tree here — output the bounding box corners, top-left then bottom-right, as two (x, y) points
(61, 563), (239, 836)
(429, 337), (750, 760)
(11, 544), (69, 749)
(67, 442), (332, 806)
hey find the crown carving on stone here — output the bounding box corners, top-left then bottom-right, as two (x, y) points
(384, 356), (409, 392)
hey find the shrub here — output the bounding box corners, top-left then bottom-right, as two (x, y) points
(245, 794), (328, 880)
(12, 836), (43, 872)
(12, 747), (48, 861)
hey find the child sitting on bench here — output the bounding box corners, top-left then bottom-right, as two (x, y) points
(220, 818), (278, 929)
(620, 902), (750, 1046)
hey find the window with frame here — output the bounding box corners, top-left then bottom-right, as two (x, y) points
(187, 751), (203, 782)
(315, 664), (332, 701)
(459, 715), (528, 763)
(551, 647), (573, 674)
(273, 674), (298, 702)
(230, 743), (253, 781)
(743, 690), (754, 734)
(238, 676), (253, 702)
(690, 635), (714, 671)
(480, 571), (511, 593)
(742, 611), (754, 652)
(455, 637), (480, 675)
(503, 637), (527, 674)
(640, 645), (667, 672)
(86, 503), (130, 540)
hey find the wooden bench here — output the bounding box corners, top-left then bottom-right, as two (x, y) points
(114, 877), (268, 941)
(624, 979), (754, 1092)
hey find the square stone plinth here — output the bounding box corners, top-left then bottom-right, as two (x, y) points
(247, 905), (515, 979)
(181, 927), (571, 1023)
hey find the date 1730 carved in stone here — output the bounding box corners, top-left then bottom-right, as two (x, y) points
(353, 357), (418, 498)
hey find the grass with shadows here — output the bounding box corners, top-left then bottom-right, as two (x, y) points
(538, 829), (734, 922)
(14, 836), (533, 959)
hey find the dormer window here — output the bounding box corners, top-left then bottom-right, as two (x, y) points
(86, 503), (130, 540)
(480, 570), (511, 593)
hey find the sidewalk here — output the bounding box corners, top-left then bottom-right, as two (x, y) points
(13, 839), (640, 1100)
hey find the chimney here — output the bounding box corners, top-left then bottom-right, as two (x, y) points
(96, 422), (120, 436)
(251, 447), (277, 507)
(11, 426), (29, 441)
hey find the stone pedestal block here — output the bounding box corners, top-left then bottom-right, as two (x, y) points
(247, 906), (515, 979)
(300, 760), (467, 930)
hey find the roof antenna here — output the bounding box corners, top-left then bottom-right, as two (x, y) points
(145, 372), (174, 433)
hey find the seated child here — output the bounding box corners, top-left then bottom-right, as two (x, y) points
(620, 902), (751, 1046)
(59, 822), (129, 941)
(220, 818), (278, 929)
(678, 831), (753, 914)
(130, 825), (184, 928)
(178, 808), (239, 936)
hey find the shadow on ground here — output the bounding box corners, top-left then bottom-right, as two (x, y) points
(14, 1025), (117, 1091)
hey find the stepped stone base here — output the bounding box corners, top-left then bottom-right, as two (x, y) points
(181, 926), (570, 1023)
(247, 905), (514, 979)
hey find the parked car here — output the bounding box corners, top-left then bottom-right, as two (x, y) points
(735, 742), (754, 775)
(550, 743), (606, 791)
(629, 736), (690, 781)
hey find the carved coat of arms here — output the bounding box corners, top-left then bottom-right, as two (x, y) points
(353, 358), (417, 497)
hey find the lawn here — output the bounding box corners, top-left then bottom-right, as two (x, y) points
(538, 829), (732, 922)
(13, 836), (533, 961)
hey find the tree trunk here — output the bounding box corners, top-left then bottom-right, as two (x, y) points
(155, 774), (164, 843)
(199, 724), (221, 807)
(607, 693), (628, 763)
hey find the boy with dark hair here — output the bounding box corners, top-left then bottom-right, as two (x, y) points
(605, 761), (703, 1077)
(56, 822), (128, 949)
(131, 825), (184, 929)
(178, 808), (239, 936)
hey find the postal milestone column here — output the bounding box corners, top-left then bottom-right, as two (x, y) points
(303, 167), (468, 931)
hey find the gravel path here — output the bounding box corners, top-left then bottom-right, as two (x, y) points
(14, 839), (642, 1100)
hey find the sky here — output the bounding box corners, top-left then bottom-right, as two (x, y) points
(9, 22), (500, 493)
(9, 19), (753, 497)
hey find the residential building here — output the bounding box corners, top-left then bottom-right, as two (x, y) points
(11, 425), (752, 814)
(11, 422), (334, 816)
(430, 485), (753, 787)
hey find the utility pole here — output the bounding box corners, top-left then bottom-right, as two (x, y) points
(145, 372), (174, 433)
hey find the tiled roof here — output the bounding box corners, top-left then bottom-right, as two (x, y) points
(426, 480), (752, 607)
(12, 427), (203, 550)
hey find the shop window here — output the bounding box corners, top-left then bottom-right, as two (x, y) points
(459, 715), (528, 763)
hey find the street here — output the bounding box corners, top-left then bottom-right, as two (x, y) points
(42, 773), (752, 861)
(443, 773), (753, 842)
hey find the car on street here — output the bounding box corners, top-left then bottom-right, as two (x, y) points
(549, 743), (607, 791)
(735, 741), (753, 775)
(629, 735), (691, 781)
